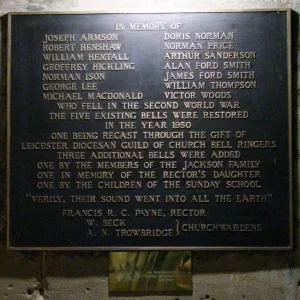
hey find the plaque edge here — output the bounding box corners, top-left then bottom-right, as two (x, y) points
(6, 10), (294, 251)
(6, 13), (12, 251)
(7, 246), (293, 251)
(287, 8), (293, 251)
(5, 8), (292, 16)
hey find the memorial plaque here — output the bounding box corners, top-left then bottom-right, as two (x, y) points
(7, 10), (292, 250)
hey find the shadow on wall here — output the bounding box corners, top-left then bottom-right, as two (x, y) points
(0, 10), (299, 280)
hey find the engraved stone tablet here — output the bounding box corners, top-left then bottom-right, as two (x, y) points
(7, 10), (292, 250)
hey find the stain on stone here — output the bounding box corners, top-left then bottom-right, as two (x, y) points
(26, 287), (45, 300)
(28, 0), (48, 3)
(200, 295), (215, 300)
(39, 288), (45, 295)
(26, 3), (47, 10)
(27, 287), (34, 295)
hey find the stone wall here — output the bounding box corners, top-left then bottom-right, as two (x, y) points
(0, 1), (299, 299)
